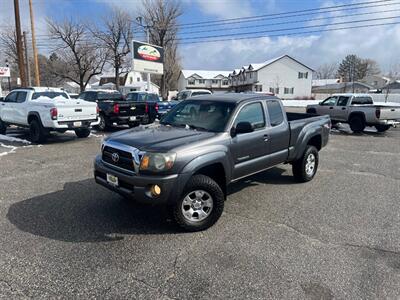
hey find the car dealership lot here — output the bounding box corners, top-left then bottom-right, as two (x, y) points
(0, 124), (399, 299)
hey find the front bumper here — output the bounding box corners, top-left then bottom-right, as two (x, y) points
(94, 155), (179, 204)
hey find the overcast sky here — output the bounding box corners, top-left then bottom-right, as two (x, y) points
(1, 0), (400, 73)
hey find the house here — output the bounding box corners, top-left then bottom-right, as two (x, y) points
(360, 75), (391, 89)
(229, 55), (314, 99)
(96, 69), (159, 94)
(312, 82), (373, 95)
(312, 78), (340, 87)
(382, 80), (400, 94)
(178, 70), (231, 93)
(63, 81), (80, 94)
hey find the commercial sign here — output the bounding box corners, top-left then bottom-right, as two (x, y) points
(132, 40), (164, 75)
(0, 67), (10, 78)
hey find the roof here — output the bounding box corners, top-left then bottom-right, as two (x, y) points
(247, 55), (313, 73)
(181, 70), (231, 79)
(313, 82), (373, 91)
(14, 87), (66, 92)
(187, 93), (279, 103)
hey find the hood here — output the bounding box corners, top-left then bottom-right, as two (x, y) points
(106, 123), (217, 152)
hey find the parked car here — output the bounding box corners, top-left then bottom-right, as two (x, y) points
(94, 94), (331, 231)
(174, 89), (212, 101)
(0, 87), (99, 143)
(306, 94), (400, 132)
(78, 90), (149, 131)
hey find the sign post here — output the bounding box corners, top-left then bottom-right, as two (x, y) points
(0, 67), (11, 96)
(132, 40), (164, 92)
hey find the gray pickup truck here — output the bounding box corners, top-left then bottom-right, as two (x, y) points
(306, 94), (400, 133)
(94, 94), (330, 231)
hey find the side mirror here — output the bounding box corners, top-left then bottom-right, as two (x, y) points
(232, 122), (253, 136)
(0, 97), (4, 102)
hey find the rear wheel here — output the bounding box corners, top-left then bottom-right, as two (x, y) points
(96, 114), (109, 131)
(75, 127), (91, 138)
(29, 119), (47, 143)
(349, 115), (365, 133)
(0, 118), (7, 134)
(292, 146), (319, 182)
(172, 175), (224, 232)
(375, 124), (391, 132)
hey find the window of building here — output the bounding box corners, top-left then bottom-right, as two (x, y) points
(275, 87), (279, 94)
(298, 72), (308, 79)
(211, 79), (218, 84)
(198, 79), (205, 84)
(222, 80), (229, 85)
(267, 100), (284, 127)
(249, 72), (252, 79)
(284, 87), (294, 94)
(137, 77), (141, 82)
(188, 78), (195, 85)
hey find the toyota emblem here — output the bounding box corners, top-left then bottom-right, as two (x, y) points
(111, 152), (120, 163)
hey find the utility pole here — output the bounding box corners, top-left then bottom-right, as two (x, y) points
(29, 0), (40, 86)
(146, 27), (151, 92)
(23, 32), (32, 86)
(13, 0), (26, 87)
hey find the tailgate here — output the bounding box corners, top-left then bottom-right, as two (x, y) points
(56, 101), (97, 122)
(379, 106), (400, 120)
(120, 102), (146, 116)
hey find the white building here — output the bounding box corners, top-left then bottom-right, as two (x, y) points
(178, 70), (231, 93)
(229, 55), (314, 99)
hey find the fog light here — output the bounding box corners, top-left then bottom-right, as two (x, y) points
(150, 184), (161, 196)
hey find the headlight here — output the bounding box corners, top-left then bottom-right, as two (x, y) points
(140, 152), (176, 172)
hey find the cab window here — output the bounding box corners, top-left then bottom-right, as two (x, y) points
(4, 92), (18, 103)
(321, 97), (337, 106)
(234, 102), (265, 130)
(352, 96), (373, 105)
(15, 91), (27, 103)
(266, 100), (284, 126)
(336, 96), (349, 106)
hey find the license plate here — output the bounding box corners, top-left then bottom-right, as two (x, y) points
(106, 174), (119, 186)
(129, 116), (137, 121)
(73, 121), (82, 127)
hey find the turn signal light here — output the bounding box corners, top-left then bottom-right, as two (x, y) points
(140, 155), (149, 170)
(113, 104), (120, 114)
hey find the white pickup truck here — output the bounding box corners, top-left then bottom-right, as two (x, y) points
(0, 87), (99, 143)
(306, 94), (400, 133)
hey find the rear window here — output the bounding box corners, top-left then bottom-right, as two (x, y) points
(98, 93), (124, 101)
(147, 94), (159, 101)
(267, 100), (284, 126)
(352, 96), (373, 105)
(32, 92), (69, 99)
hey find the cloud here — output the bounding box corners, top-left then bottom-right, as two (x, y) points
(179, 2), (400, 73)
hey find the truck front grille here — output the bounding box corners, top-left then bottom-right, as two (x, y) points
(102, 146), (135, 172)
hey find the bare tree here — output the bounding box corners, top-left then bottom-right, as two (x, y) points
(91, 7), (132, 90)
(315, 63), (337, 79)
(0, 27), (18, 65)
(47, 18), (107, 92)
(141, 0), (182, 98)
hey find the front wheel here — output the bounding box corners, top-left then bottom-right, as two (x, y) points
(75, 127), (91, 138)
(375, 124), (391, 132)
(96, 114), (109, 131)
(172, 175), (224, 232)
(292, 146), (319, 182)
(0, 118), (7, 134)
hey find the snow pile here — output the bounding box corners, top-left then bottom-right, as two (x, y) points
(0, 134), (31, 145)
(281, 100), (320, 107)
(31, 96), (70, 105)
(0, 134), (32, 157)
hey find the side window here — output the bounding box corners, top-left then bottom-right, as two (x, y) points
(336, 96), (349, 106)
(352, 97), (373, 105)
(321, 97), (337, 106)
(15, 91), (27, 103)
(78, 92), (86, 100)
(127, 93), (138, 101)
(87, 92), (97, 102)
(235, 102), (265, 130)
(5, 92), (17, 103)
(266, 100), (284, 127)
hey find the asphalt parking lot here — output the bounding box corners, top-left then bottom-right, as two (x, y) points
(0, 119), (399, 299)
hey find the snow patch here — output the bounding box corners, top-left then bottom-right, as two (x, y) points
(0, 134), (31, 144)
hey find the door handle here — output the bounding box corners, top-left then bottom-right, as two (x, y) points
(329, 107), (334, 109)
(341, 107), (346, 110)
(263, 134), (269, 141)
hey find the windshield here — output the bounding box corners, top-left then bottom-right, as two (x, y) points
(32, 92), (69, 99)
(160, 100), (236, 132)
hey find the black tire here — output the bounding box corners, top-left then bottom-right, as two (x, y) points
(96, 114), (109, 131)
(292, 145), (319, 182)
(349, 115), (365, 133)
(375, 124), (391, 132)
(75, 127), (91, 138)
(0, 118), (7, 135)
(172, 174), (224, 232)
(29, 119), (47, 143)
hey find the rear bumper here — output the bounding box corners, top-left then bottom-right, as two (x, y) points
(51, 118), (99, 129)
(94, 155), (180, 204)
(109, 115), (149, 125)
(375, 120), (400, 126)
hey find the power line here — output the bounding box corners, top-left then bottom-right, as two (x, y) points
(178, 21), (400, 45)
(178, 0), (395, 28)
(177, 15), (400, 41)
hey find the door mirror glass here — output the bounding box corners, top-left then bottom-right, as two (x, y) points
(234, 122), (254, 135)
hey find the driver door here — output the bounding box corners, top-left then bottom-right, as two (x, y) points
(317, 96), (337, 117)
(229, 101), (270, 180)
(0, 91), (18, 122)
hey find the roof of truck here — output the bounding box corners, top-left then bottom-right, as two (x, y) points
(12, 87), (66, 93)
(331, 93), (372, 97)
(189, 93), (279, 103)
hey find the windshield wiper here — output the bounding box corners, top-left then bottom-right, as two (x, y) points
(187, 124), (211, 132)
